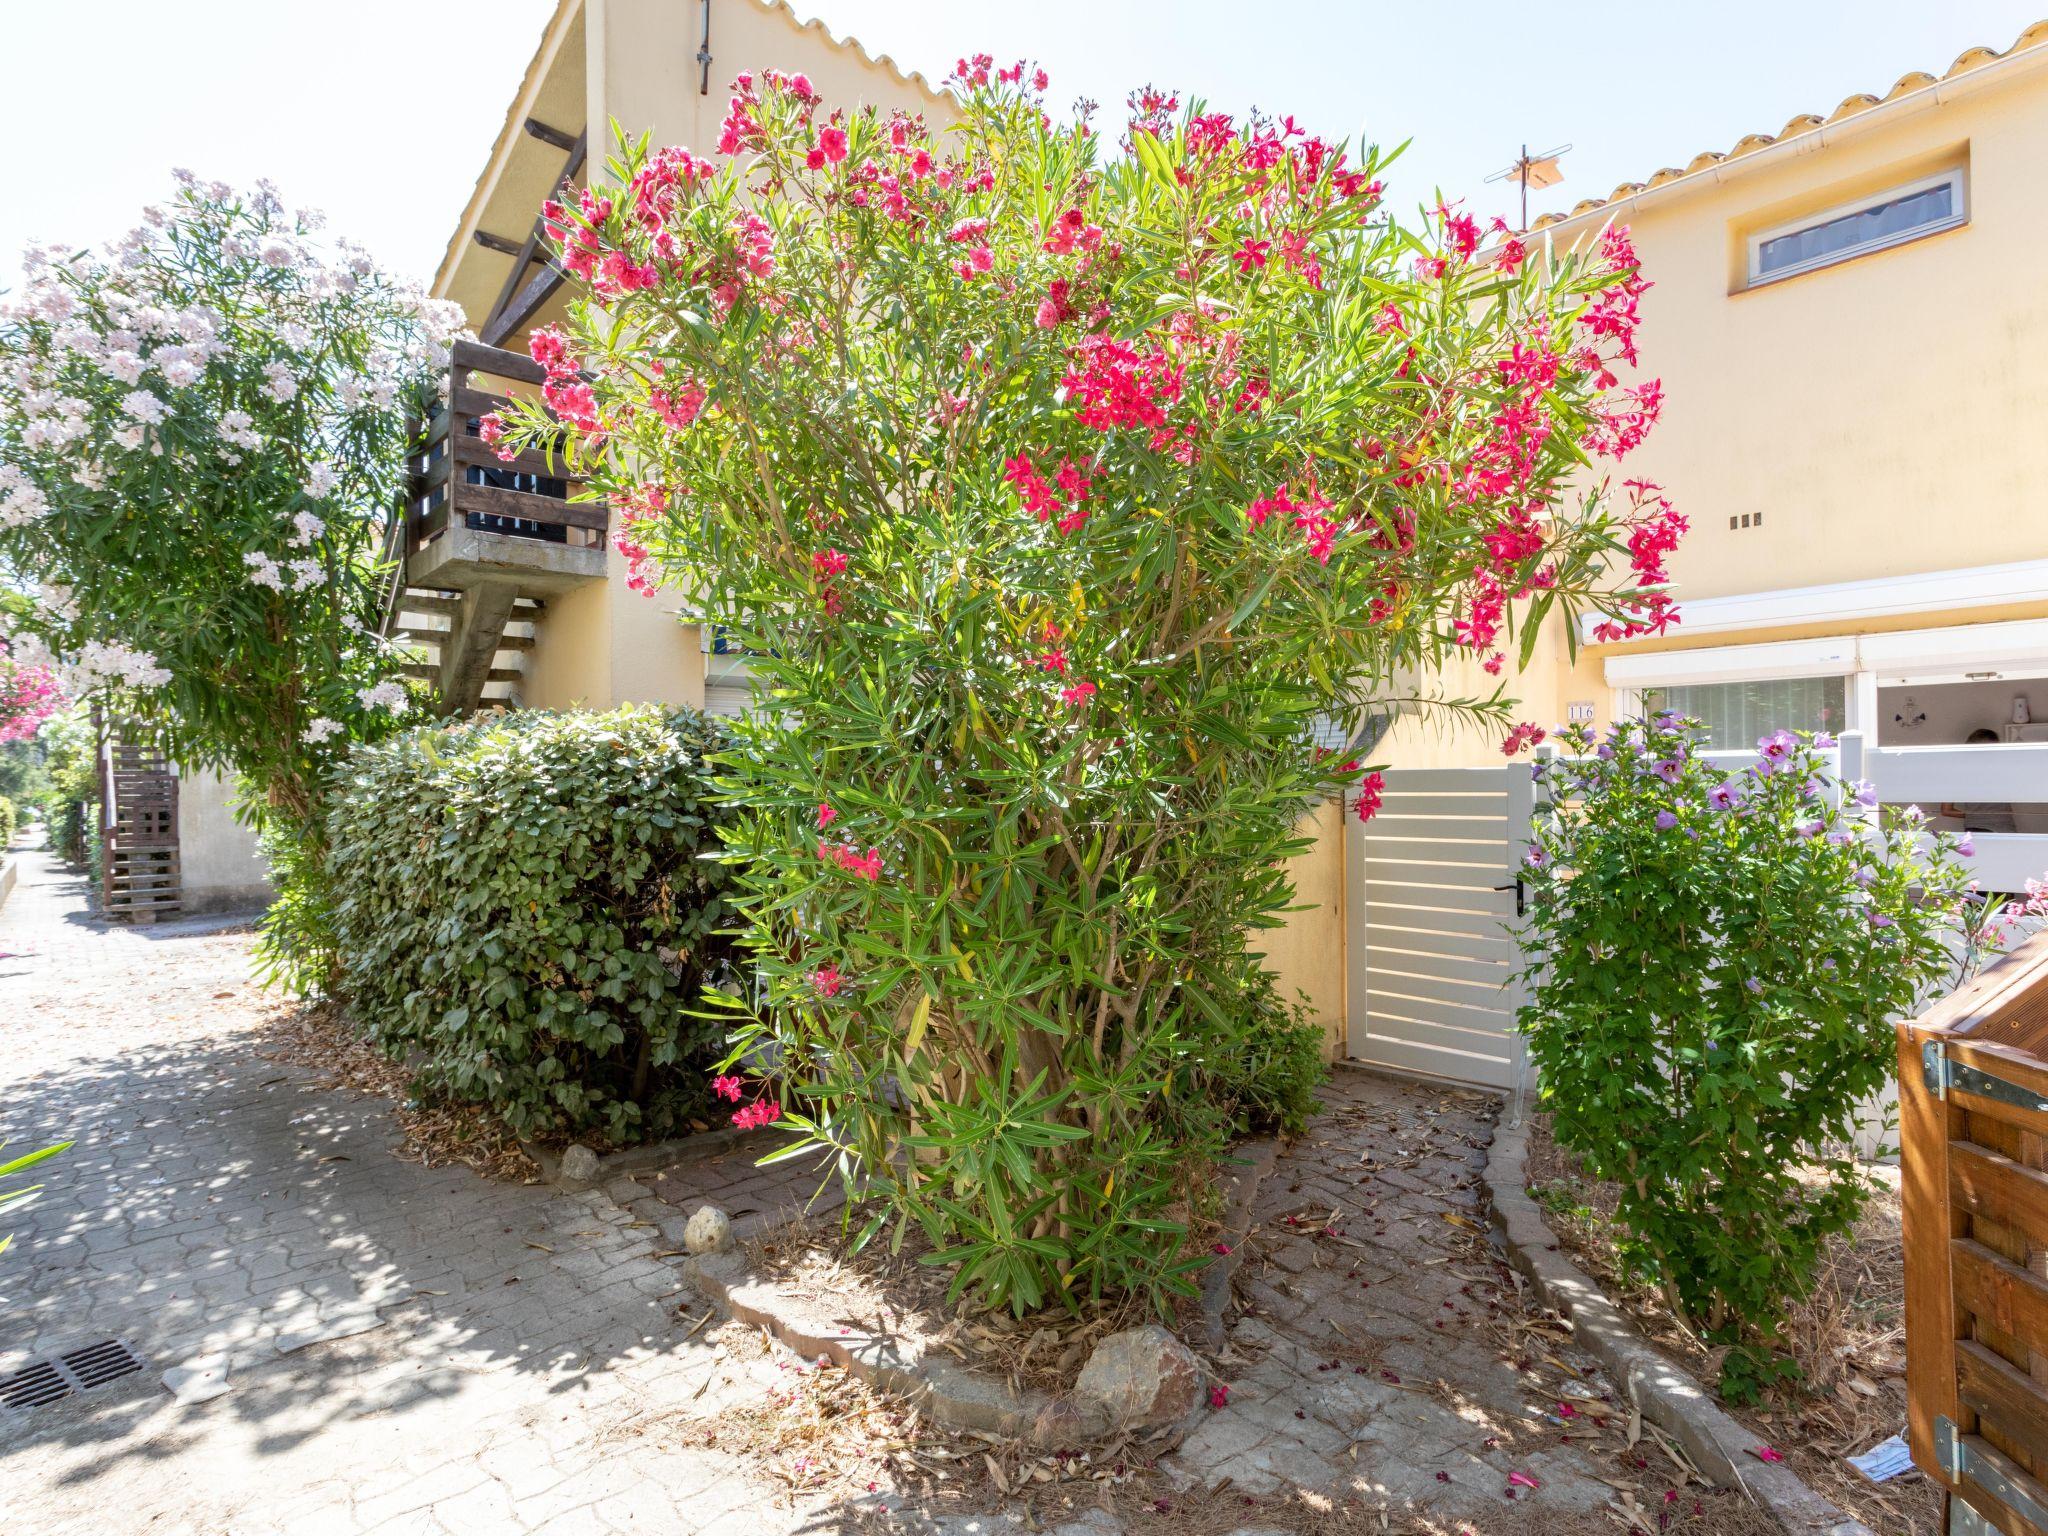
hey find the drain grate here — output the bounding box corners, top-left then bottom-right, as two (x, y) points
(0, 1339), (145, 1412)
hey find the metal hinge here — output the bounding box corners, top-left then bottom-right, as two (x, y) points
(1935, 1416), (2048, 1532)
(1922, 1041), (2048, 1114)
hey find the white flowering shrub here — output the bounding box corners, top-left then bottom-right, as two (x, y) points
(0, 173), (466, 983)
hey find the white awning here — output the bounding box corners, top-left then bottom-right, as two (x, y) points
(1605, 618), (2048, 689)
(1584, 557), (2048, 644)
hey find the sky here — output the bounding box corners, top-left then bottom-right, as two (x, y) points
(3, 0), (2043, 291)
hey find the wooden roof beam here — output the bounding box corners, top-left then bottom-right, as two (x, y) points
(523, 117), (580, 153)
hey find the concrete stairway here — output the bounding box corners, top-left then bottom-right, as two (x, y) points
(392, 586), (547, 713)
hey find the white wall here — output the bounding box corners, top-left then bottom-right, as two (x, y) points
(175, 768), (273, 914)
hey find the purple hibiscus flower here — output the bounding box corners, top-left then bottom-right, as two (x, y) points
(1707, 781), (1746, 812)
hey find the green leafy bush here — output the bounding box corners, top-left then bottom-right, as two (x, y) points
(1517, 718), (2004, 1398)
(326, 707), (739, 1144)
(52, 800), (89, 867)
(0, 795), (15, 850)
(1167, 959), (1327, 1141)
(29, 708), (95, 864)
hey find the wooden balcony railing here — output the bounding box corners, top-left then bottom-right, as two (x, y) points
(400, 339), (606, 573)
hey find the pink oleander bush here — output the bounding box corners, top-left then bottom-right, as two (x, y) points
(497, 59), (1680, 1312)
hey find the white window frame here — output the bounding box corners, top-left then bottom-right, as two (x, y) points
(1745, 166), (1967, 287)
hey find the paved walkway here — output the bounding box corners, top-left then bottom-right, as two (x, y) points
(2, 833), (1704, 1536)
(1167, 1071), (1636, 1527)
(0, 839), (844, 1536)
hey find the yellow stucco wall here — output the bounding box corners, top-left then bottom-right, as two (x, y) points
(1393, 44), (2048, 763)
(1574, 69), (2048, 604)
(1252, 802), (1349, 1061)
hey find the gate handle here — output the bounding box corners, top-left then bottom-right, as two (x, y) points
(1492, 879), (1525, 918)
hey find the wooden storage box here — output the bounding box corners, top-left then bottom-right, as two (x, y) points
(1900, 929), (2048, 1536)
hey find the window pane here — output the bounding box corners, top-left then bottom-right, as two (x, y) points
(1757, 183), (1953, 276)
(1643, 677), (1845, 750)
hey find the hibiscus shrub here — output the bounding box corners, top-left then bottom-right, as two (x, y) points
(0, 174), (462, 986)
(498, 62), (1678, 1312)
(325, 707), (740, 1144)
(1517, 718), (1997, 1399)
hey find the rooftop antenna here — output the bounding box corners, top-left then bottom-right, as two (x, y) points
(1485, 143), (1571, 233)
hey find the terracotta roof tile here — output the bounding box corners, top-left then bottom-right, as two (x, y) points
(1531, 20), (2048, 230)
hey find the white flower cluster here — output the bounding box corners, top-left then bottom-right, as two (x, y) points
(37, 582), (79, 621)
(356, 679), (409, 714)
(120, 389), (168, 425)
(0, 464), (51, 527)
(2, 172), (483, 629)
(217, 408), (261, 456)
(302, 716), (343, 744)
(259, 360), (298, 403)
(242, 551), (326, 592)
(15, 391), (91, 450)
(74, 639), (172, 689)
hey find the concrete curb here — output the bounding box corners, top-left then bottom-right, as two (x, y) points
(520, 1124), (752, 1190)
(1196, 1137), (1280, 1350)
(685, 1249), (1123, 1447)
(1483, 1120), (1876, 1536)
(628, 1134), (1272, 1450)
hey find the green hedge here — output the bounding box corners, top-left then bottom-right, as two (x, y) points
(326, 706), (740, 1144)
(0, 795), (15, 851)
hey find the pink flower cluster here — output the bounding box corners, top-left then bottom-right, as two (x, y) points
(526, 324), (600, 433)
(812, 546), (850, 615)
(0, 660), (66, 743)
(610, 482), (670, 596)
(1244, 482), (1339, 565)
(818, 840), (883, 880)
(1060, 336), (1183, 434)
(713, 1072), (786, 1132)
(1355, 770), (1385, 823)
(1501, 722), (1547, 756)
(1591, 479), (1688, 642)
(1002, 453), (1092, 535)
(733, 1100), (782, 1131)
(650, 378), (707, 431)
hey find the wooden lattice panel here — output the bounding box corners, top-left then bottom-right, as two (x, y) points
(100, 738), (181, 922)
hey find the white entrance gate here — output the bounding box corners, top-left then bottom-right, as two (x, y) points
(1345, 765), (1535, 1094)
